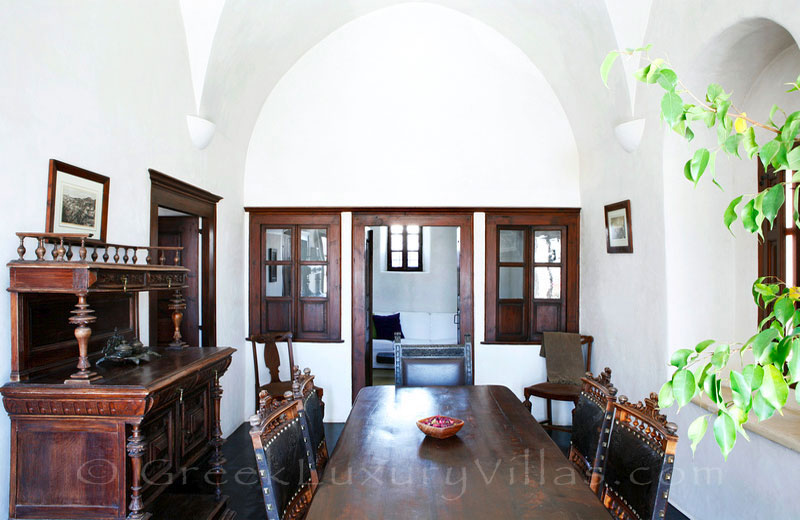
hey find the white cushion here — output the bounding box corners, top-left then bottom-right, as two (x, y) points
(430, 313), (458, 342)
(398, 312), (430, 340)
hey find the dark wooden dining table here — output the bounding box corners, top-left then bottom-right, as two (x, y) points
(306, 385), (611, 519)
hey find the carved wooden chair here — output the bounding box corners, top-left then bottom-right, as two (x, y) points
(291, 368), (329, 475)
(523, 333), (593, 432)
(591, 392), (679, 520)
(568, 368), (617, 484)
(249, 390), (319, 520)
(393, 332), (473, 387)
(247, 332), (303, 412)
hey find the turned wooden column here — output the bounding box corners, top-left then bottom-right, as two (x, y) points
(65, 292), (101, 384)
(126, 422), (151, 520)
(208, 369), (225, 501)
(167, 288), (187, 349)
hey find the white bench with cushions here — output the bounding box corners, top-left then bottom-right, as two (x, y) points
(371, 310), (458, 369)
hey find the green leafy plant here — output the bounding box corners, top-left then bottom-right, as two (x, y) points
(602, 48), (800, 459)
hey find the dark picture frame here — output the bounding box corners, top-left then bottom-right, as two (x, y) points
(46, 159), (110, 243)
(604, 200), (633, 254)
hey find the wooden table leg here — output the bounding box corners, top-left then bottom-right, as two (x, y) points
(126, 422), (151, 520)
(208, 370), (225, 501)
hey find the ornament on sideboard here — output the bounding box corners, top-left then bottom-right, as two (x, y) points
(98, 329), (161, 365)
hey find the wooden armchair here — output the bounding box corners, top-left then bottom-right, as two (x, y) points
(523, 333), (593, 432)
(568, 368), (617, 484)
(592, 393), (679, 519)
(249, 390), (319, 520)
(393, 332), (473, 387)
(292, 368), (329, 475)
(247, 332), (297, 412)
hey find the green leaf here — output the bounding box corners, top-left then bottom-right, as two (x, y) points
(752, 391), (776, 421)
(707, 83), (723, 103)
(723, 195), (743, 234)
(760, 140), (780, 169)
(670, 348), (694, 369)
(781, 112), (800, 145)
(768, 104), (782, 127)
(788, 146), (800, 172)
(690, 148), (710, 185)
(774, 297), (795, 327)
(728, 406), (750, 441)
(760, 364), (790, 410)
(658, 380), (675, 408)
(740, 198), (758, 234)
(748, 329), (780, 363)
(722, 134), (741, 157)
(772, 336), (793, 366)
(710, 344), (730, 370)
(743, 127), (758, 159)
(688, 415), (709, 455)
(713, 412), (736, 460)
(600, 51), (619, 88)
(646, 58), (664, 83)
(662, 91), (684, 126)
(744, 364), (764, 392)
(695, 339), (715, 353)
(657, 68), (678, 90)
(730, 370), (752, 410)
(683, 160), (693, 182)
(694, 362), (712, 390)
(703, 373), (722, 405)
(788, 338), (800, 384)
(633, 64), (650, 83)
(672, 369), (697, 408)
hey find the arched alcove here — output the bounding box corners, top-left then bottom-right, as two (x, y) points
(242, 2), (580, 207)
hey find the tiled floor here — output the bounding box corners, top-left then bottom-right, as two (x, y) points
(219, 420), (689, 519)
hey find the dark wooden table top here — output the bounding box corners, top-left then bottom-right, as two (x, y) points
(306, 385), (611, 519)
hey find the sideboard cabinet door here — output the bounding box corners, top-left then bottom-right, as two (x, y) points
(180, 383), (211, 466)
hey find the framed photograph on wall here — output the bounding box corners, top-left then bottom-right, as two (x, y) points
(46, 159), (110, 242)
(604, 200), (633, 254)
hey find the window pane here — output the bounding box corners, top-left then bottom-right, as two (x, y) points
(533, 230), (561, 263)
(265, 265), (291, 297)
(391, 252), (403, 268)
(407, 233), (420, 251)
(407, 252), (419, 268)
(301, 228), (327, 261)
(265, 228), (292, 261)
(499, 229), (524, 263)
(534, 267), (561, 299)
(301, 265), (327, 297)
(390, 225), (404, 234)
(391, 234), (403, 251)
(498, 267), (524, 299)
(407, 225), (420, 234)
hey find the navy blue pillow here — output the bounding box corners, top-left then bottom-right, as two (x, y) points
(372, 313), (404, 341)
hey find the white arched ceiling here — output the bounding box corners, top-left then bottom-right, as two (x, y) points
(242, 2), (580, 206)
(178, 0), (225, 114)
(201, 0), (628, 156)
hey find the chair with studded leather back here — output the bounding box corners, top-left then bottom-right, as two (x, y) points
(247, 332), (295, 412)
(591, 392), (679, 520)
(249, 390), (319, 520)
(291, 368), (329, 475)
(568, 368), (617, 485)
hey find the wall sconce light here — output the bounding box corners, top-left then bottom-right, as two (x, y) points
(186, 115), (216, 150)
(614, 118), (645, 153)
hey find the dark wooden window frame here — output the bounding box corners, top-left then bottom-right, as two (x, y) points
(248, 211), (342, 342)
(757, 162), (799, 324)
(484, 209), (580, 344)
(149, 169), (221, 347)
(387, 224), (423, 272)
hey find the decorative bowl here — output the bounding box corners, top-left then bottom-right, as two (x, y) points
(416, 415), (464, 439)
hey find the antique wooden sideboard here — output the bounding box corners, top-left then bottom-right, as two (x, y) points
(1, 233), (236, 520)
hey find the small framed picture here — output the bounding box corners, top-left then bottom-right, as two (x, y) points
(604, 200), (633, 254)
(46, 160), (110, 242)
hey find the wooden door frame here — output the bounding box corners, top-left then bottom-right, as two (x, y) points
(352, 211), (474, 401)
(149, 169), (222, 347)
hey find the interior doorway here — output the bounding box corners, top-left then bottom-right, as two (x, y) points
(366, 225), (461, 387)
(149, 170), (222, 347)
(352, 211), (474, 401)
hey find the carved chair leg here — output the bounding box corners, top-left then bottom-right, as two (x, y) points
(209, 370), (226, 501)
(523, 389), (533, 412)
(126, 423), (151, 520)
